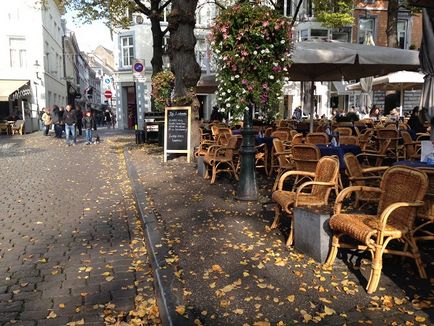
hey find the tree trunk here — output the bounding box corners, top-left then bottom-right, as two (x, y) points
(386, 0), (399, 47)
(150, 0), (165, 76)
(168, 0), (201, 99)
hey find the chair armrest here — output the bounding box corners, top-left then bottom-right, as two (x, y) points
(295, 181), (336, 206)
(361, 166), (389, 174)
(277, 170), (316, 191)
(334, 186), (382, 214)
(348, 175), (382, 182)
(379, 201), (425, 228)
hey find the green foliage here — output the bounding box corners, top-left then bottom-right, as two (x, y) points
(210, 3), (293, 118)
(151, 71), (175, 111)
(313, 0), (353, 28)
(65, 0), (136, 30)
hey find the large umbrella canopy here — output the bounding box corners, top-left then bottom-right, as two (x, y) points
(346, 70), (425, 116)
(288, 40), (420, 131)
(346, 71), (425, 91)
(288, 40), (420, 82)
(419, 8), (434, 120)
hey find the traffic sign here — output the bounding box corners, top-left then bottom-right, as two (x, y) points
(104, 90), (113, 99)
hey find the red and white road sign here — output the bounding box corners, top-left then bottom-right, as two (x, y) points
(104, 90), (113, 99)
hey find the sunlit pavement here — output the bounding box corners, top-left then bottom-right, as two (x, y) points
(0, 131), (159, 325)
(127, 143), (434, 326)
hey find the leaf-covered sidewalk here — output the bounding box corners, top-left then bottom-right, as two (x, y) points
(128, 144), (433, 325)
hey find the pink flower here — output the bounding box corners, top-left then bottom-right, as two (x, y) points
(262, 21), (269, 27)
(272, 66), (282, 72)
(242, 79), (248, 85)
(241, 51), (248, 57)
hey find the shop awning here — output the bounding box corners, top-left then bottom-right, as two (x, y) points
(0, 80), (29, 101)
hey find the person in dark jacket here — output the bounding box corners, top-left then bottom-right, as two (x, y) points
(82, 111), (94, 144)
(408, 106), (427, 134)
(51, 105), (63, 138)
(64, 104), (77, 146)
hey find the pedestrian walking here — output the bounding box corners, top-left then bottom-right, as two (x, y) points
(76, 106), (83, 136)
(64, 104), (77, 146)
(82, 110), (94, 145)
(51, 105), (63, 138)
(104, 109), (112, 128)
(41, 108), (52, 136)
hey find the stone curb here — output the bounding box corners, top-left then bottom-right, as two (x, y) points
(124, 150), (192, 326)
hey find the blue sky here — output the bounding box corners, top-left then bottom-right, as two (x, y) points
(64, 10), (113, 52)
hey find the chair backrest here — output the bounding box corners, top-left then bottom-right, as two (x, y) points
(418, 168), (434, 220)
(305, 132), (328, 145)
(344, 153), (364, 185)
(334, 127), (352, 136)
(272, 138), (291, 168)
(263, 127), (273, 137)
(271, 130), (290, 141)
(311, 156), (340, 199)
(291, 133), (304, 145)
(292, 144), (320, 172)
(400, 130), (417, 159)
(223, 135), (241, 159)
(339, 135), (359, 145)
(378, 166), (428, 229)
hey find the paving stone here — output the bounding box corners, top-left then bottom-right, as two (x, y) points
(0, 312), (19, 323)
(0, 301), (23, 313)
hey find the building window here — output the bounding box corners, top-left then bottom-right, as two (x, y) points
(9, 37), (26, 68)
(398, 20), (408, 49)
(358, 17), (375, 44)
(121, 36), (134, 67)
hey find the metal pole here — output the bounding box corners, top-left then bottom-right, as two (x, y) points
(236, 105), (258, 201)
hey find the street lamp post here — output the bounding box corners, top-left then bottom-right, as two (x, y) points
(33, 60), (41, 129)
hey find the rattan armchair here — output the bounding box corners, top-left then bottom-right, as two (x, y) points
(204, 135), (240, 184)
(305, 132), (329, 145)
(334, 127), (353, 136)
(271, 138), (294, 191)
(401, 130), (421, 161)
(324, 166), (428, 293)
(414, 168), (434, 244)
(271, 156), (340, 247)
(344, 153), (388, 208)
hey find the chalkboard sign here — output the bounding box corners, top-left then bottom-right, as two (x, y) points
(164, 106), (191, 162)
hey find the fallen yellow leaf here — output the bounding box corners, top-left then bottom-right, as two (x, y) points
(175, 305), (185, 315)
(287, 295), (295, 303)
(47, 311), (57, 319)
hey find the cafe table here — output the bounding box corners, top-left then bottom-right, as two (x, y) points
(316, 144), (362, 170)
(392, 160), (434, 168)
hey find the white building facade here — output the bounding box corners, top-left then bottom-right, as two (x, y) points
(0, 0), (67, 132)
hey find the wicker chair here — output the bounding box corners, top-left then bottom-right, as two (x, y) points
(271, 156), (340, 247)
(305, 132), (328, 145)
(339, 135), (359, 146)
(401, 130), (421, 161)
(255, 143), (269, 174)
(324, 166), (428, 293)
(271, 138), (294, 191)
(271, 130), (290, 141)
(204, 135), (240, 184)
(375, 128), (404, 162)
(334, 127), (353, 136)
(414, 168), (434, 244)
(291, 143), (321, 190)
(344, 153), (388, 208)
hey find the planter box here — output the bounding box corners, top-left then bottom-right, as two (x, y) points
(293, 207), (332, 263)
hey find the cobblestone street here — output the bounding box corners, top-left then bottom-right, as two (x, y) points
(0, 131), (159, 326)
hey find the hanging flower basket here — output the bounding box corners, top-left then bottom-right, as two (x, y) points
(210, 4), (293, 119)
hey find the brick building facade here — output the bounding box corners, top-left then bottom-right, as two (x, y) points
(353, 1), (422, 49)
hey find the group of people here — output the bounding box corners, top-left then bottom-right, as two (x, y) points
(40, 105), (104, 145)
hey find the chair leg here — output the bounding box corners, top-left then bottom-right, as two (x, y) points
(272, 171), (282, 192)
(324, 234), (340, 268)
(286, 216), (294, 247)
(230, 162), (239, 181)
(407, 236), (427, 279)
(366, 245), (383, 294)
(271, 205), (281, 229)
(210, 164), (218, 184)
